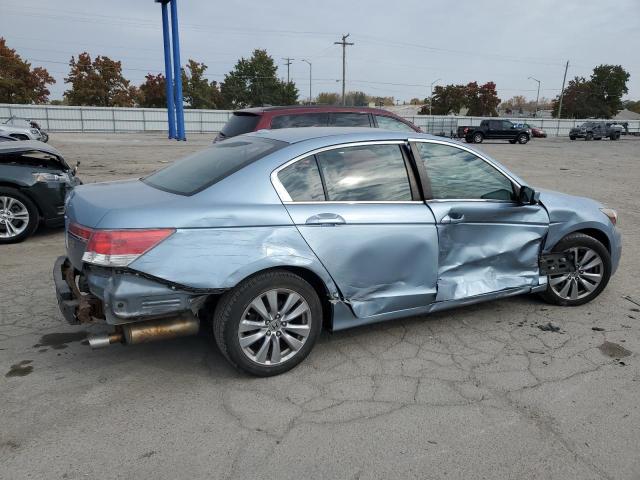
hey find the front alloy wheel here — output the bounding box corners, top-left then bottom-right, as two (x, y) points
(213, 270), (322, 376)
(541, 233), (611, 306)
(0, 188), (39, 244)
(549, 247), (603, 301)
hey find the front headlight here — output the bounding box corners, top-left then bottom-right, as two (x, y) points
(600, 208), (618, 226)
(32, 172), (69, 183)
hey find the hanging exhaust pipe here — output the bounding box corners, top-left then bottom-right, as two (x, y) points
(87, 312), (199, 349)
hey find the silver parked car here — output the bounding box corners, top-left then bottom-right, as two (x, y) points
(0, 117), (44, 141)
(54, 128), (621, 376)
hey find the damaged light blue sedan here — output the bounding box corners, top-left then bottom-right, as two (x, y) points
(54, 128), (621, 376)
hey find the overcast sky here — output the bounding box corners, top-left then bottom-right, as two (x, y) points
(1, 0), (639, 102)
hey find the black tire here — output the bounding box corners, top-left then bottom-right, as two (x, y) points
(213, 270), (322, 376)
(585, 132), (593, 141)
(570, 136), (576, 140)
(472, 132), (484, 144)
(10, 134), (29, 141)
(0, 187), (39, 244)
(40, 132), (49, 143)
(517, 133), (529, 144)
(540, 233), (611, 307)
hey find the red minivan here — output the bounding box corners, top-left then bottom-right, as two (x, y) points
(214, 105), (421, 142)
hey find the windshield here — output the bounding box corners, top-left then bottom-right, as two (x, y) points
(143, 136), (285, 195)
(219, 113), (261, 139)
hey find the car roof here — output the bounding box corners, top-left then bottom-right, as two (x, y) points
(235, 105), (406, 116)
(0, 140), (63, 158)
(246, 126), (437, 144)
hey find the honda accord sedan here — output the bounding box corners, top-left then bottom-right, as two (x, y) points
(54, 128), (621, 376)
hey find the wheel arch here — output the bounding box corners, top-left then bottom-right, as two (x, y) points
(0, 182), (44, 219)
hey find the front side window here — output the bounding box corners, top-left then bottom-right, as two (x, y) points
(315, 144), (411, 201)
(277, 156), (325, 201)
(375, 115), (415, 132)
(144, 137), (285, 195)
(502, 120), (514, 129)
(415, 143), (515, 201)
(270, 113), (329, 129)
(331, 113), (371, 127)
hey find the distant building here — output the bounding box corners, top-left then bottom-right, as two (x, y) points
(614, 109), (640, 120)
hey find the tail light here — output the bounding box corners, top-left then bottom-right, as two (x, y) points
(69, 223), (175, 267)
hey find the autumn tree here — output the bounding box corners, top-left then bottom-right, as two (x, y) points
(181, 60), (225, 109)
(466, 81), (500, 116)
(316, 92), (340, 105)
(0, 37), (55, 104)
(137, 73), (166, 108)
(553, 65), (630, 118)
(221, 49), (298, 108)
(344, 91), (368, 106)
(421, 84), (466, 115)
(64, 52), (137, 107)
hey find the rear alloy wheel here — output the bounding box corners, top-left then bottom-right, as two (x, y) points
(585, 132), (593, 141)
(541, 233), (611, 306)
(517, 133), (529, 144)
(213, 270), (322, 376)
(0, 188), (39, 244)
(473, 132), (484, 144)
(570, 136), (576, 140)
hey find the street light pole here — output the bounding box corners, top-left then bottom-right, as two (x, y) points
(429, 78), (441, 116)
(528, 76), (541, 117)
(301, 59), (312, 104)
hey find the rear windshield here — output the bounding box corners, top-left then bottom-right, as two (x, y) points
(143, 137), (285, 195)
(220, 113), (261, 138)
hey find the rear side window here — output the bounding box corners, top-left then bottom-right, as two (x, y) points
(331, 113), (371, 127)
(220, 113), (261, 138)
(144, 137), (285, 195)
(315, 144), (411, 201)
(277, 156), (325, 201)
(270, 113), (329, 129)
(375, 115), (416, 132)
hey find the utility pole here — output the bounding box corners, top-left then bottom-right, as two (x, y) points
(556, 60), (569, 135)
(334, 34), (354, 105)
(429, 78), (441, 116)
(528, 76), (541, 117)
(282, 57), (294, 83)
(301, 59), (312, 104)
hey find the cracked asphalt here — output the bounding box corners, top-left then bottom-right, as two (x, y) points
(1, 133), (639, 479)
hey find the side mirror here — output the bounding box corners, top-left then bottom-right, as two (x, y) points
(518, 186), (539, 205)
(73, 160), (81, 176)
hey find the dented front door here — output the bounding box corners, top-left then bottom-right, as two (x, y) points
(411, 140), (549, 301)
(427, 201), (549, 301)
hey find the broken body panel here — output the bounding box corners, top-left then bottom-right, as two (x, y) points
(55, 128), (621, 334)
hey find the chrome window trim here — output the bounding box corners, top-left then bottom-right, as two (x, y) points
(408, 137), (522, 190)
(271, 140), (408, 203)
(427, 198), (514, 204)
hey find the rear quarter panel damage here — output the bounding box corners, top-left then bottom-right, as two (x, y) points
(128, 226), (340, 297)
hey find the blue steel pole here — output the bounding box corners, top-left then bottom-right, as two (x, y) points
(170, 0), (186, 140)
(160, 1), (176, 139)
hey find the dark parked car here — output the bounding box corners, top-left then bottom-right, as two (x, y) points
(569, 122), (622, 141)
(54, 128), (620, 376)
(457, 119), (531, 144)
(521, 123), (547, 138)
(0, 141), (81, 243)
(213, 105), (421, 142)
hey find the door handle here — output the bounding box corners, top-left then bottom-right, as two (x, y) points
(441, 212), (465, 224)
(305, 213), (346, 225)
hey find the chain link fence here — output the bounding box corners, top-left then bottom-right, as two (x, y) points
(1, 104), (638, 137)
